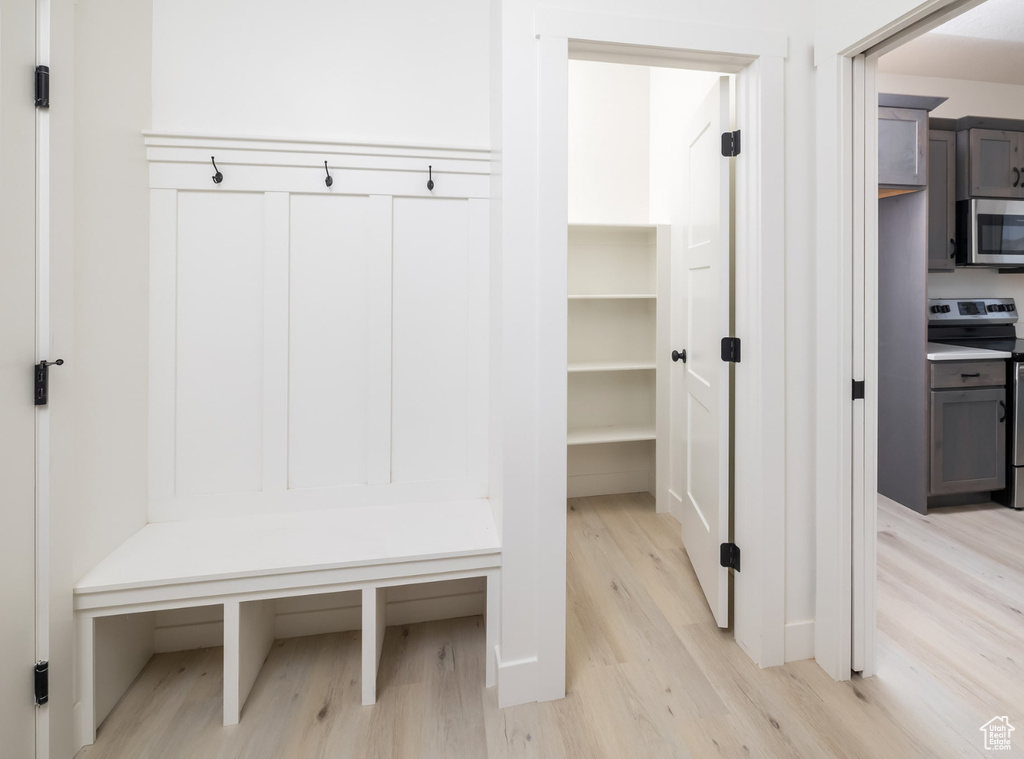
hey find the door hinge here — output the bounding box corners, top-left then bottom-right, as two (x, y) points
(721, 130), (741, 157)
(852, 380), (865, 400)
(721, 337), (741, 363)
(35, 359), (64, 406)
(34, 661), (48, 706)
(35, 65), (49, 109)
(720, 543), (740, 572)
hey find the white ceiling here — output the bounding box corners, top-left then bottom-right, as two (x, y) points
(878, 0), (1024, 85)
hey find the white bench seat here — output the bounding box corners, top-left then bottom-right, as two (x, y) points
(73, 500), (500, 747)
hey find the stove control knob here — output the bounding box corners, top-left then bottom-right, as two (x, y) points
(931, 305), (942, 314)
(988, 304), (998, 312)
(942, 305), (952, 313)
(1010, 305), (1017, 312)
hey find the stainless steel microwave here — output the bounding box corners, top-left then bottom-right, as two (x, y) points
(957, 198), (1024, 267)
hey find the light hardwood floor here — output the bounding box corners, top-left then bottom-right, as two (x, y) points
(78, 493), (1024, 758)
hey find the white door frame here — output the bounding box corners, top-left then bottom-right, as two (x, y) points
(814, 0), (986, 681)
(535, 8), (789, 682)
(35, 0), (53, 755)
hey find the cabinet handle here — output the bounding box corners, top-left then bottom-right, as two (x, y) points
(961, 373), (981, 378)
(672, 349), (687, 363)
(1015, 168), (1020, 188)
(949, 238), (955, 258)
(1000, 400), (1007, 423)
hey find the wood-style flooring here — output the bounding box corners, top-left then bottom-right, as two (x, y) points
(78, 493), (1024, 758)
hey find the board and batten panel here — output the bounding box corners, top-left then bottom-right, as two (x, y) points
(391, 197), (487, 484)
(176, 192), (265, 496)
(288, 194), (392, 489)
(149, 141), (490, 519)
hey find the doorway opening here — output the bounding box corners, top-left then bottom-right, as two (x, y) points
(868, 0), (1024, 713)
(564, 59), (737, 638)
(830, 0), (1024, 721)
(533, 18), (788, 701)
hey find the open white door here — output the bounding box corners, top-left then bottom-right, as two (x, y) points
(0, 0), (41, 754)
(669, 76), (733, 628)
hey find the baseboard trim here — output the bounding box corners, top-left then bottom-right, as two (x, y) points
(496, 648), (539, 707)
(566, 471), (652, 498)
(785, 620), (815, 662)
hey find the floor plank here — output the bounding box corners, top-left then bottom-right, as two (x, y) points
(79, 492), (1024, 759)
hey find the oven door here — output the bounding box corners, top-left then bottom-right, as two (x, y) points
(964, 198), (1024, 266)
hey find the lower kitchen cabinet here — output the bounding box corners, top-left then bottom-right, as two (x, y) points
(929, 385), (1006, 495)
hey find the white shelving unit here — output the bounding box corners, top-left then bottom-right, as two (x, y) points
(567, 224), (668, 499)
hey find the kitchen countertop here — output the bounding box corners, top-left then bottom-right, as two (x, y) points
(926, 342), (1011, 361)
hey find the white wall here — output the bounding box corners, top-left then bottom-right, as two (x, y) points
(568, 61), (651, 223)
(783, 6), (818, 647)
(151, 0), (490, 146)
(73, 0), (152, 582)
(69, 1), (155, 747)
(567, 61), (724, 223)
(876, 72), (1024, 305)
(649, 68), (723, 222)
(876, 72), (1024, 120)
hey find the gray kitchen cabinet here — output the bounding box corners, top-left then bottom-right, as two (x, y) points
(929, 383), (1006, 495)
(928, 128), (956, 271)
(956, 128), (1024, 200)
(879, 106), (928, 188)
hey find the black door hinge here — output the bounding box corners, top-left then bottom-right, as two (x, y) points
(35, 359), (64, 406)
(721, 130), (741, 157)
(35, 65), (49, 108)
(34, 661), (48, 706)
(721, 337), (741, 363)
(720, 543), (740, 571)
(852, 380), (865, 400)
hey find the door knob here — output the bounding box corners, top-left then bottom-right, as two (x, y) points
(672, 349), (687, 363)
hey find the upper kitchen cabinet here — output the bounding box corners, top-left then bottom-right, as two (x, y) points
(956, 117), (1024, 200)
(879, 107), (928, 188)
(878, 95), (947, 192)
(928, 119), (956, 272)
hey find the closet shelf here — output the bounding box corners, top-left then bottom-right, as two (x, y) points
(568, 293), (656, 300)
(567, 424), (656, 446)
(568, 360), (655, 373)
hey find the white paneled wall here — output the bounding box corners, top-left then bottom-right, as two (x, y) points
(176, 192), (266, 497)
(147, 135), (490, 521)
(287, 194), (391, 490)
(393, 197), (479, 484)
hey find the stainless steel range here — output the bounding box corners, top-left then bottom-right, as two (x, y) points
(928, 297), (1024, 510)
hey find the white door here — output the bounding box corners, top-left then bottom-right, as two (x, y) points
(668, 76), (733, 628)
(1, 0), (40, 754)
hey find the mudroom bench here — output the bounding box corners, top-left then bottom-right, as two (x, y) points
(73, 500), (501, 746)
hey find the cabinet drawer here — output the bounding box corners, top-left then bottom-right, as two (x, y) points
(930, 361), (1005, 388)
